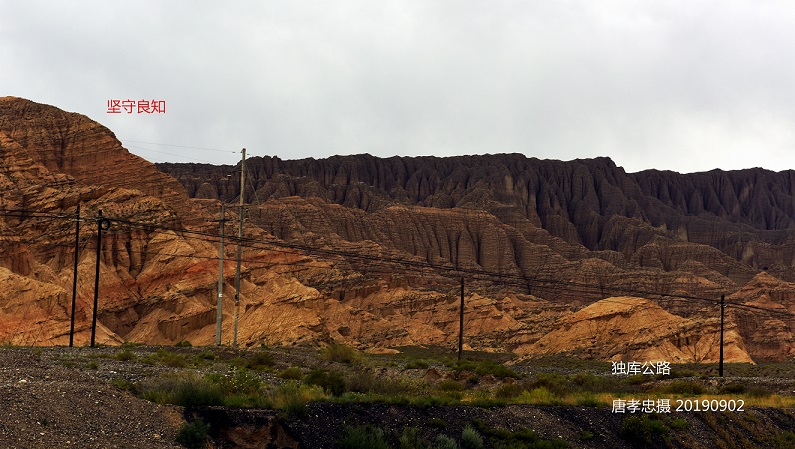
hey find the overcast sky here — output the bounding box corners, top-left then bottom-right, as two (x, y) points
(3, 1), (795, 173)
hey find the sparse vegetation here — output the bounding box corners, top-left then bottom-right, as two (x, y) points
(621, 415), (668, 446)
(460, 425), (484, 449)
(25, 344), (795, 447)
(339, 425), (391, 449)
(321, 343), (361, 364)
(305, 369), (346, 396)
(175, 419), (209, 449)
(278, 366), (303, 380)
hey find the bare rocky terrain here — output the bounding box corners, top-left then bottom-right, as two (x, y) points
(0, 347), (182, 448)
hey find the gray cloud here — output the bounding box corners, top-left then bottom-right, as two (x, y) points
(3, 0), (795, 173)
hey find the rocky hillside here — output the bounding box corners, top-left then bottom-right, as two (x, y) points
(1, 97), (794, 363)
(159, 150), (795, 361)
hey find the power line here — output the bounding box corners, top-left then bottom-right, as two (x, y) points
(120, 140), (237, 153)
(4, 207), (795, 320)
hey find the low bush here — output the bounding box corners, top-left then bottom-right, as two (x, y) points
(621, 415), (668, 446)
(140, 374), (224, 407)
(278, 366), (303, 380)
(115, 349), (136, 361)
(268, 381), (325, 418)
(494, 383), (524, 400)
(206, 368), (262, 395)
(268, 380), (327, 416)
(434, 434), (458, 449)
(747, 386), (771, 398)
(245, 350), (275, 371)
(195, 350), (217, 361)
(305, 369), (346, 396)
(405, 360), (430, 370)
(346, 369), (418, 396)
(322, 344), (360, 364)
(470, 419), (567, 449)
(339, 425), (390, 449)
(525, 373), (568, 397)
(474, 361), (520, 380)
(657, 380), (706, 395)
(399, 427), (426, 449)
(175, 419), (209, 449)
(461, 425), (484, 449)
(438, 380), (465, 392)
(515, 387), (558, 405)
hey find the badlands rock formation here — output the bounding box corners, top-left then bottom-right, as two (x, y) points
(2, 96), (795, 362)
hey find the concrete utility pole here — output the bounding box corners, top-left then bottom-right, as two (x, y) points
(233, 148), (246, 347)
(215, 205), (226, 346)
(69, 204), (80, 347)
(91, 210), (110, 347)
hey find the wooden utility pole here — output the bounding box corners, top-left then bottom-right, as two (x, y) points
(69, 204), (80, 347)
(215, 205), (226, 346)
(233, 148), (246, 347)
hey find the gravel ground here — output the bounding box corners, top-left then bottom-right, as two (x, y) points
(0, 348), (183, 449)
(3, 345), (795, 448)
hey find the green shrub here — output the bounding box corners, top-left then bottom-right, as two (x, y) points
(578, 430), (595, 441)
(206, 368), (262, 395)
(115, 349), (136, 361)
(245, 350), (275, 371)
(474, 361), (520, 380)
(196, 350), (217, 361)
(434, 434), (458, 449)
(152, 349), (188, 368)
(175, 419), (209, 449)
(140, 374), (224, 407)
(621, 415), (668, 446)
(470, 420), (567, 449)
(719, 382), (745, 394)
(346, 370), (417, 396)
(670, 418), (689, 431)
(400, 427), (427, 449)
(775, 431), (795, 449)
(305, 369), (346, 396)
(659, 380), (706, 395)
(526, 373), (568, 397)
(461, 425), (484, 449)
(111, 378), (138, 395)
(174, 340), (192, 347)
(438, 380), (465, 392)
(452, 359), (478, 372)
(516, 387), (557, 405)
(747, 386), (771, 398)
(405, 360), (430, 370)
(278, 367), (303, 380)
(339, 425), (391, 449)
(494, 383), (524, 400)
(575, 392), (601, 407)
(268, 381), (325, 418)
(430, 418), (447, 428)
(322, 344), (360, 364)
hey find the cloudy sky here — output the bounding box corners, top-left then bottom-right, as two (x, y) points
(3, 0), (795, 173)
